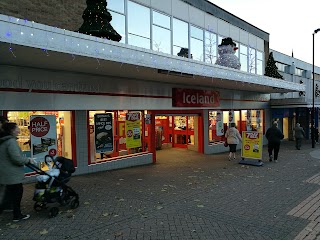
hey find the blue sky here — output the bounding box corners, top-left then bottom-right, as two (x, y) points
(209, 0), (320, 67)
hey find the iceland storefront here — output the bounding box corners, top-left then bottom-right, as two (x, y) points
(0, 0), (304, 177)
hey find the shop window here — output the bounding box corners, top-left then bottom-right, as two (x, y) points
(241, 110), (264, 132)
(89, 110), (148, 163)
(204, 31), (217, 64)
(240, 44), (248, 72)
(190, 25), (204, 61)
(152, 11), (171, 54)
(128, 1), (151, 49)
(7, 111), (73, 172)
(208, 110), (240, 144)
(257, 51), (263, 75)
(173, 18), (188, 57)
(249, 47), (256, 74)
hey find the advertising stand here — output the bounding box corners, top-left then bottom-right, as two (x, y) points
(239, 131), (263, 166)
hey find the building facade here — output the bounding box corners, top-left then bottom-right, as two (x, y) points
(271, 50), (320, 141)
(0, 0), (304, 177)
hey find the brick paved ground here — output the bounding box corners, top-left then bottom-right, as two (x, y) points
(1, 140), (320, 240)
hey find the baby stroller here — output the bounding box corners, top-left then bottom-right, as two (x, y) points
(27, 155), (79, 218)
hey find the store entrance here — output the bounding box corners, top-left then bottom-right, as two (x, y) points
(155, 115), (197, 151)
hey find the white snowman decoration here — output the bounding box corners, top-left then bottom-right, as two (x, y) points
(215, 37), (241, 70)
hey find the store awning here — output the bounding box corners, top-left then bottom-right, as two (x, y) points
(0, 14), (305, 94)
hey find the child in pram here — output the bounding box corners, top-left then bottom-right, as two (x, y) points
(29, 155), (79, 218)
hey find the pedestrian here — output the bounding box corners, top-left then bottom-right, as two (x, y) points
(0, 115), (11, 212)
(225, 122), (242, 161)
(0, 122), (35, 221)
(265, 121), (284, 162)
(294, 123), (305, 150)
(0, 115), (8, 137)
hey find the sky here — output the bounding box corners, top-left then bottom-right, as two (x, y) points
(208, 0), (320, 67)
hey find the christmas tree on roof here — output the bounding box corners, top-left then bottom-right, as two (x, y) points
(264, 52), (283, 79)
(79, 0), (121, 42)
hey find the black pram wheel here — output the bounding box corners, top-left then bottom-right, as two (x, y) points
(34, 202), (46, 212)
(49, 207), (59, 218)
(70, 199), (79, 209)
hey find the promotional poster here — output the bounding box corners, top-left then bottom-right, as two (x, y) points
(241, 131), (263, 160)
(30, 115), (57, 163)
(125, 112), (141, 148)
(94, 113), (114, 153)
(216, 111), (224, 136)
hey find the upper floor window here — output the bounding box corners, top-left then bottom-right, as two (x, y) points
(107, 0), (125, 14)
(107, 0), (126, 44)
(204, 31), (217, 64)
(315, 73), (320, 80)
(295, 68), (303, 76)
(248, 47), (256, 74)
(128, 1), (150, 49)
(190, 25), (204, 61)
(240, 44), (248, 72)
(173, 18), (188, 57)
(256, 51), (263, 75)
(275, 62), (286, 72)
(152, 11), (171, 54)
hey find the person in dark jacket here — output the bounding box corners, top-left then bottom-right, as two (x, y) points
(0, 115), (8, 137)
(0, 122), (34, 221)
(265, 121), (284, 162)
(294, 123), (305, 150)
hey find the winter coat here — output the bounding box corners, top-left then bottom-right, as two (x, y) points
(0, 135), (29, 185)
(294, 126), (305, 139)
(265, 126), (284, 144)
(225, 127), (242, 144)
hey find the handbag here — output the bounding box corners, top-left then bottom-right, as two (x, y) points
(224, 140), (228, 147)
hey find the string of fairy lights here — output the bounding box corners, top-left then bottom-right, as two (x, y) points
(0, 15), (304, 92)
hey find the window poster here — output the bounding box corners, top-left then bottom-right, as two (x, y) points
(228, 111), (234, 124)
(125, 112), (141, 148)
(145, 114), (151, 124)
(94, 113), (114, 153)
(30, 115), (57, 164)
(246, 110), (252, 131)
(256, 110), (261, 130)
(216, 111), (224, 136)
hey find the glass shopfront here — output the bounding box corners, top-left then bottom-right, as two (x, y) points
(208, 110), (264, 144)
(6, 111), (74, 172)
(89, 110), (149, 164)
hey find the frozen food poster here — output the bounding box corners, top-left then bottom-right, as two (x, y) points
(125, 112), (141, 149)
(216, 111), (224, 136)
(94, 113), (114, 153)
(30, 115), (57, 160)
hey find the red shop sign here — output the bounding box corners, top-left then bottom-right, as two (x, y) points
(30, 117), (50, 137)
(172, 88), (220, 107)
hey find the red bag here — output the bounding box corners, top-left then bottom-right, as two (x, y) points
(224, 140), (228, 147)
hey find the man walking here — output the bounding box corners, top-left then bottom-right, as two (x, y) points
(294, 123), (305, 150)
(266, 121), (284, 162)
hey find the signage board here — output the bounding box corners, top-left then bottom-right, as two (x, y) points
(241, 131), (263, 160)
(172, 88), (220, 107)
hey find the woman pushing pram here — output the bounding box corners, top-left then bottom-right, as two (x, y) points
(27, 155), (79, 218)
